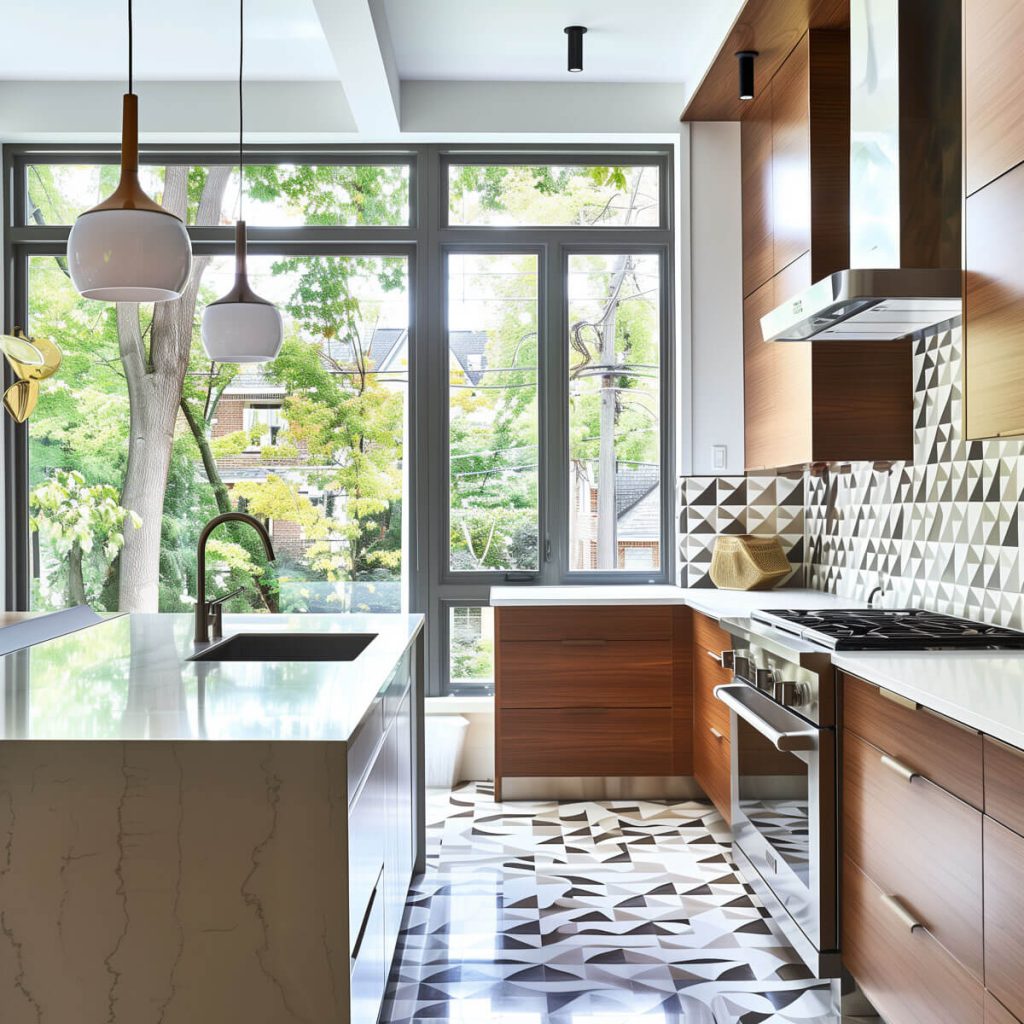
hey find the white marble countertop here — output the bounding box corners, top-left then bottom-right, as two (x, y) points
(0, 612), (423, 743)
(489, 584), (865, 620)
(833, 650), (1024, 750)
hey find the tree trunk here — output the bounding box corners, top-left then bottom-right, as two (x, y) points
(67, 543), (88, 605)
(117, 165), (231, 611)
(596, 255), (631, 570)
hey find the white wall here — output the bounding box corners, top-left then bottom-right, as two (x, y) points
(687, 121), (744, 475)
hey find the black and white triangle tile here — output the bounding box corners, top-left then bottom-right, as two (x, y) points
(678, 325), (1024, 627)
(381, 784), (836, 1024)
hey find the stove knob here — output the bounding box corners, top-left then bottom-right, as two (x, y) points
(754, 668), (776, 691)
(775, 681), (805, 707)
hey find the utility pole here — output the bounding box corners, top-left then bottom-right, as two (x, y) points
(596, 254), (631, 570)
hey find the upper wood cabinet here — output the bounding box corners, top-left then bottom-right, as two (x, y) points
(963, 0), (1024, 440)
(964, 0), (1024, 196)
(741, 87), (774, 298)
(740, 31), (913, 470)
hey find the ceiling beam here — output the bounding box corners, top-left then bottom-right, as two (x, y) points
(312, 0), (400, 136)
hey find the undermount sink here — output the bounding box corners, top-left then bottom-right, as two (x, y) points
(190, 632), (377, 662)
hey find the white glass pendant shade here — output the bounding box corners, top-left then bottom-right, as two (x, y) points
(67, 94), (192, 302)
(201, 221), (283, 363)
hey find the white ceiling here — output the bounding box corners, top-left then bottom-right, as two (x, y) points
(0, 0), (744, 138)
(381, 0), (740, 84)
(0, 0), (339, 81)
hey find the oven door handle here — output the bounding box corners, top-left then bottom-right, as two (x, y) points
(713, 684), (819, 752)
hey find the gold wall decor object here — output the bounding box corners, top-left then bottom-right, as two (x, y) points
(1, 329), (62, 423)
(709, 533), (793, 591)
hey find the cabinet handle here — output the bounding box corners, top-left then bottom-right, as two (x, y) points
(709, 726), (725, 740)
(880, 892), (924, 933)
(880, 754), (920, 784)
(560, 639), (608, 646)
(351, 876), (380, 963)
(878, 686), (919, 711)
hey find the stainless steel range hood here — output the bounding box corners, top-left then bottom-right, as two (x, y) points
(763, 0), (962, 343)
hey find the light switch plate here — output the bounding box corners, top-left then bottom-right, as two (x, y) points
(712, 444), (728, 471)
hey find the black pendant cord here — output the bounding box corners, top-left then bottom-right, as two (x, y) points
(127, 0), (133, 94)
(238, 0), (244, 222)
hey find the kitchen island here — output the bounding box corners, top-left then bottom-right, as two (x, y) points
(0, 612), (424, 1024)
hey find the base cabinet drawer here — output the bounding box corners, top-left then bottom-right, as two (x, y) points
(498, 640), (673, 707)
(842, 856), (984, 1024)
(987, 992), (1024, 1024)
(500, 708), (673, 777)
(843, 730), (983, 977)
(350, 869), (387, 1024)
(984, 816), (1024, 1021)
(497, 605), (672, 642)
(842, 673), (984, 808)
(693, 723), (730, 824)
(984, 736), (1024, 836)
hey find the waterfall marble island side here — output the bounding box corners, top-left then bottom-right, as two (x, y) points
(0, 612), (425, 1024)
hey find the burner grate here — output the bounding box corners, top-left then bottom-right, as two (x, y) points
(752, 608), (1024, 651)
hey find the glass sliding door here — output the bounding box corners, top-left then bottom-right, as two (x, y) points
(446, 252), (540, 575)
(566, 253), (663, 573)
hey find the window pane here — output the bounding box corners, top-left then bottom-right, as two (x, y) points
(26, 163), (411, 226)
(447, 253), (539, 572)
(567, 253), (662, 573)
(26, 251), (408, 613)
(448, 164), (660, 227)
(448, 606), (495, 696)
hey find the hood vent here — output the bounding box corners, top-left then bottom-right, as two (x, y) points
(763, 0), (962, 343)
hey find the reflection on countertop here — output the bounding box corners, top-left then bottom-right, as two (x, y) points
(833, 649), (1024, 750)
(0, 612), (423, 743)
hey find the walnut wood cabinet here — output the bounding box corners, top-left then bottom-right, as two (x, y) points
(493, 605), (692, 801)
(964, 0), (1024, 440)
(691, 613), (732, 823)
(841, 673), (1024, 1024)
(739, 30), (913, 470)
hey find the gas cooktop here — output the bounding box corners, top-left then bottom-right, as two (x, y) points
(751, 608), (1024, 651)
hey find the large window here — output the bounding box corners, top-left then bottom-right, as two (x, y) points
(5, 146), (673, 696)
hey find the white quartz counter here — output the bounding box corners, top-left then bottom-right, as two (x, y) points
(489, 584), (865, 620)
(0, 612), (423, 743)
(833, 650), (1024, 750)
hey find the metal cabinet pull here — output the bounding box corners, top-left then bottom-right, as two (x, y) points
(709, 726), (724, 740)
(880, 892), (924, 933)
(705, 649), (724, 666)
(880, 753), (920, 783)
(878, 686), (919, 711)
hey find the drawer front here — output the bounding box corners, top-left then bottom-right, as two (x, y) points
(693, 613), (732, 665)
(987, 992), (1023, 1024)
(497, 605), (672, 643)
(500, 708), (673, 777)
(693, 720), (731, 824)
(842, 673), (984, 808)
(693, 614), (732, 738)
(498, 640), (672, 708)
(843, 730), (983, 977)
(984, 736), (1024, 836)
(984, 816), (1024, 1021)
(842, 855), (984, 1024)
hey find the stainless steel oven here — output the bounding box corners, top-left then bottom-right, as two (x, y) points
(715, 618), (840, 978)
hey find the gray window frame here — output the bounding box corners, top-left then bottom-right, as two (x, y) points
(2, 142), (675, 697)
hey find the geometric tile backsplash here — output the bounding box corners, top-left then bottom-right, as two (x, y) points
(678, 474), (805, 589)
(679, 325), (1024, 627)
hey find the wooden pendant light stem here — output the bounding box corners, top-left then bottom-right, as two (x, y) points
(86, 94), (177, 217)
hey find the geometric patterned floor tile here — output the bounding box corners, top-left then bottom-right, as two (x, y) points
(381, 784), (837, 1024)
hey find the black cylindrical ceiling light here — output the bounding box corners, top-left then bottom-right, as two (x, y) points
(565, 26), (587, 73)
(736, 50), (758, 100)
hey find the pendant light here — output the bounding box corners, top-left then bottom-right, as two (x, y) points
(201, 0), (282, 364)
(66, 0), (192, 301)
